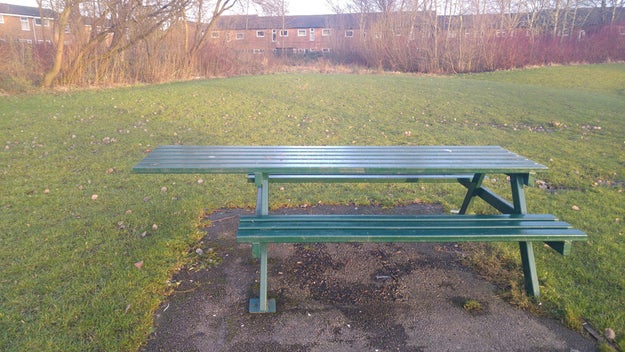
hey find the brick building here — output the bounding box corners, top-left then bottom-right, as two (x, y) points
(212, 14), (363, 56)
(0, 2), (55, 44)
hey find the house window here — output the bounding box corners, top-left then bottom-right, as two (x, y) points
(21, 17), (31, 31)
(236, 32), (244, 40)
(35, 18), (49, 26)
(322, 29), (330, 36)
(226, 32), (231, 42)
(253, 49), (264, 54)
(256, 30), (264, 37)
(309, 28), (315, 41)
(298, 29), (306, 36)
(322, 48), (330, 53)
(211, 31), (219, 39)
(0, 15), (4, 24)
(618, 26), (625, 35)
(345, 30), (354, 38)
(280, 30), (288, 37)
(272, 29), (277, 42)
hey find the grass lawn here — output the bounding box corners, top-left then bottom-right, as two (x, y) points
(1, 63), (624, 351)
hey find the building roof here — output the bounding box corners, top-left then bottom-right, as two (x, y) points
(216, 13), (363, 30)
(0, 3), (55, 18)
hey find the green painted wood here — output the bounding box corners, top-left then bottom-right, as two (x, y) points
(459, 173), (485, 214)
(237, 214), (587, 245)
(545, 240), (573, 256)
(519, 241), (540, 297)
(239, 213), (586, 307)
(132, 146), (547, 175)
(247, 174), (474, 183)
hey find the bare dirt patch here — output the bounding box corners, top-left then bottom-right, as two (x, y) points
(142, 204), (596, 352)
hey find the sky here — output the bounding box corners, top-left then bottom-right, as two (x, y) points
(2, 0), (337, 15)
(284, 1), (335, 15)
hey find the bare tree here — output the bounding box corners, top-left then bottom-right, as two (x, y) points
(41, 0), (75, 87)
(185, 0), (238, 59)
(253, 0), (289, 15)
(41, 0), (201, 87)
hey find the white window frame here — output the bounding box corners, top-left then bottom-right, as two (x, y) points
(345, 30), (354, 38)
(280, 29), (288, 37)
(298, 29), (306, 36)
(236, 32), (244, 40)
(256, 30), (264, 38)
(211, 31), (219, 39)
(0, 15), (4, 24)
(322, 29), (330, 36)
(21, 17), (31, 31)
(35, 18), (47, 26)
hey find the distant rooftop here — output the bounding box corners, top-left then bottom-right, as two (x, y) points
(0, 2), (55, 18)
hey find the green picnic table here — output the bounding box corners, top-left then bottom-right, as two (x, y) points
(133, 145), (586, 313)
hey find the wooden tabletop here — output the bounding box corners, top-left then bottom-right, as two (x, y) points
(132, 145), (547, 175)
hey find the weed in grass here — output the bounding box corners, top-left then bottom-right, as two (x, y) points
(563, 306), (584, 331)
(463, 299), (484, 313)
(598, 342), (617, 352)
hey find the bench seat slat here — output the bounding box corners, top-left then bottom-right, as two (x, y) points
(237, 229), (585, 243)
(236, 214), (587, 244)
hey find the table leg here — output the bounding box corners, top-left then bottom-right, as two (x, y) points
(252, 173), (269, 258)
(249, 173), (276, 312)
(519, 241), (540, 298)
(255, 172), (269, 216)
(248, 242), (276, 313)
(510, 174), (528, 214)
(459, 173), (485, 214)
(510, 174), (540, 298)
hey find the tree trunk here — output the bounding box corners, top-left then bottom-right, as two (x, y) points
(41, 6), (72, 88)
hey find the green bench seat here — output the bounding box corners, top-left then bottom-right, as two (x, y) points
(236, 213), (586, 313)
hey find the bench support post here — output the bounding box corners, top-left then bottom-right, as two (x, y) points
(459, 173), (485, 214)
(254, 172), (269, 216)
(519, 241), (540, 298)
(510, 174), (528, 214)
(249, 242), (276, 313)
(252, 173), (269, 259)
(510, 174), (540, 298)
